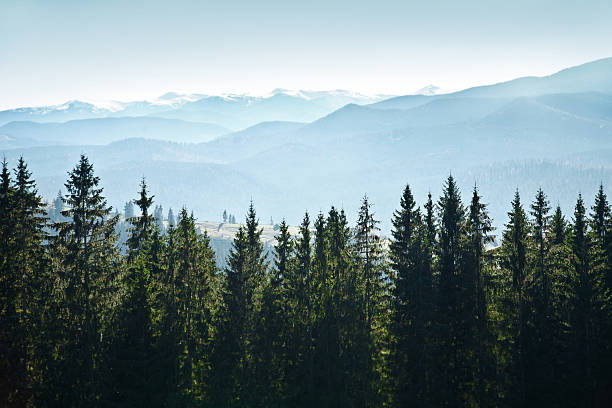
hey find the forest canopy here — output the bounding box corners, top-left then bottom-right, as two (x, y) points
(1, 154), (611, 407)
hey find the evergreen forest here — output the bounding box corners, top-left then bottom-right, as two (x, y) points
(2, 154), (612, 407)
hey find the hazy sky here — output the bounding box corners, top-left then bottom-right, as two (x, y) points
(1, 0), (611, 109)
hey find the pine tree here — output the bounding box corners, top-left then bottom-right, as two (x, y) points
(463, 186), (494, 407)
(526, 188), (556, 404)
(588, 186), (612, 403)
(285, 212), (314, 407)
(210, 202), (266, 407)
(124, 201), (134, 221)
(153, 205), (164, 232)
(167, 209), (217, 404)
(126, 178), (155, 260)
(567, 194), (606, 405)
(167, 208), (175, 228)
(590, 184), (610, 251)
(389, 184), (433, 407)
(353, 196), (386, 407)
(551, 205), (567, 245)
(106, 177), (158, 405)
(252, 219), (292, 406)
(436, 175), (467, 404)
(590, 185), (612, 292)
(0, 158), (18, 405)
(501, 190), (529, 406)
(52, 190), (64, 223)
(50, 154), (121, 404)
(0, 158), (48, 406)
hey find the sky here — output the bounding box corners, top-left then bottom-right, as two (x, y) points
(1, 0), (611, 109)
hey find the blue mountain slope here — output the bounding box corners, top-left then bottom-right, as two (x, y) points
(0, 117), (230, 148)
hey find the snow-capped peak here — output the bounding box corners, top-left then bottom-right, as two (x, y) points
(415, 84), (441, 96)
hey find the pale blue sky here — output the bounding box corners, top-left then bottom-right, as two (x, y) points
(1, 0), (611, 109)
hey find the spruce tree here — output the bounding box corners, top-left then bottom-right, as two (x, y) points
(551, 205), (567, 245)
(285, 212), (314, 407)
(168, 209), (216, 404)
(465, 186), (494, 407)
(501, 190), (529, 406)
(106, 177), (158, 405)
(167, 208), (175, 229)
(436, 175), (467, 404)
(50, 154), (121, 404)
(0, 158), (18, 405)
(252, 219), (292, 406)
(567, 194), (607, 405)
(126, 178), (155, 259)
(52, 189), (64, 223)
(0, 158), (48, 405)
(389, 184), (433, 407)
(526, 188), (556, 403)
(210, 202), (266, 407)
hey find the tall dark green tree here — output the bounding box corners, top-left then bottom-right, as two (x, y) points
(465, 186), (494, 407)
(501, 190), (529, 406)
(252, 219), (292, 407)
(389, 185), (433, 407)
(436, 175), (467, 405)
(167, 209), (217, 404)
(354, 196), (386, 407)
(567, 194), (608, 406)
(126, 178), (155, 259)
(105, 178), (158, 406)
(50, 154), (121, 405)
(0, 158), (48, 406)
(285, 212), (314, 408)
(210, 202), (266, 407)
(527, 188), (555, 404)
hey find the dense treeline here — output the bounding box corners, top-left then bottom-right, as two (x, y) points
(1, 154), (611, 407)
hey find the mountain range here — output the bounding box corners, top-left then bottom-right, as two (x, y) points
(2, 57), (611, 233)
(0, 89), (391, 132)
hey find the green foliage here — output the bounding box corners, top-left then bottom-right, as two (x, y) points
(1, 156), (612, 408)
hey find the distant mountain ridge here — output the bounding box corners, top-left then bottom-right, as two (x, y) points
(0, 117), (230, 148)
(1, 56), (612, 232)
(0, 89), (392, 129)
(371, 57), (612, 110)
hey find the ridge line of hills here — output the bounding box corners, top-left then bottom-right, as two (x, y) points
(1, 57), (611, 233)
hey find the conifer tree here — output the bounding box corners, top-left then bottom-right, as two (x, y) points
(52, 190), (64, 223)
(106, 177), (158, 405)
(551, 205), (567, 245)
(167, 208), (175, 228)
(501, 190), (529, 406)
(50, 154), (121, 404)
(527, 188), (555, 404)
(153, 205), (164, 232)
(124, 201), (134, 221)
(210, 202), (266, 407)
(285, 212), (314, 407)
(590, 185), (611, 292)
(126, 178), (155, 259)
(0, 158), (48, 405)
(353, 196), (386, 407)
(389, 184), (433, 407)
(252, 220), (292, 406)
(0, 159), (18, 405)
(465, 186), (494, 407)
(436, 175), (467, 404)
(567, 194), (606, 405)
(167, 209), (216, 404)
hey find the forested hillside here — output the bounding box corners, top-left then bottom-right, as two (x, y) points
(2, 155), (612, 407)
